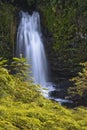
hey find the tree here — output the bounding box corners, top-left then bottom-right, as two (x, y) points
(68, 62), (87, 106)
(10, 57), (32, 82)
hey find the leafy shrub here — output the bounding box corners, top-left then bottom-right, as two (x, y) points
(0, 64), (87, 129)
(0, 67), (15, 99)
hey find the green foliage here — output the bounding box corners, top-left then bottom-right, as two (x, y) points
(0, 1), (87, 129)
(0, 3), (16, 58)
(0, 67), (15, 99)
(10, 57), (32, 81)
(39, 0), (87, 49)
(37, 0), (87, 79)
(0, 65), (87, 129)
(13, 78), (40, 103)
(68, 62), (87, 105)
(0, 58), (7, 68)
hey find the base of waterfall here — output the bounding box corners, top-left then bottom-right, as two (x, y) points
(40, 82), (73, 106)
(17, 11), (73, 107)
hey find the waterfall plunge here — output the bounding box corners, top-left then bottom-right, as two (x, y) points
(16, 11), (48, 85)
(16, 11), (73, 104)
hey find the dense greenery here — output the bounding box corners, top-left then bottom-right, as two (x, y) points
(0, 61), (87, 130)
(35, 0), (87, 106)
(0, 3), (16, 58)
(10, 57), (32, 81)
(0, 1), (87, 129)
(37, 0), (87, 81)
(68, 62), (87, 106)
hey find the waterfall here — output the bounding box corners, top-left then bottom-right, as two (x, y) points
(16, 11), (48, 85)
(16, 11), (73, 104)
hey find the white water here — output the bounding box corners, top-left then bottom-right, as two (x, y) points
(16, 11), (48, 85)
(16, 11), (73, 105)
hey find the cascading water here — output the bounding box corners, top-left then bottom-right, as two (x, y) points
(16, 11), (73, 105)
(16, 11), (48, 85)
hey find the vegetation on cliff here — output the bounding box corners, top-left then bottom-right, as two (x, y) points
(0, 3), (16, 59)
(0, 1), (87, 129)
(36, 0), (87, 106)
(37, 0), (87, 81)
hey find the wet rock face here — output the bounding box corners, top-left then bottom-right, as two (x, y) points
(13, 0), (30, 11)
(48, 80), (75, 108)
(49, 80), (73, 98)
(5, 0), (36, 12)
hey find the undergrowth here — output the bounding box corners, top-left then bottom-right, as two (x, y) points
(0, 66), (87, 130)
